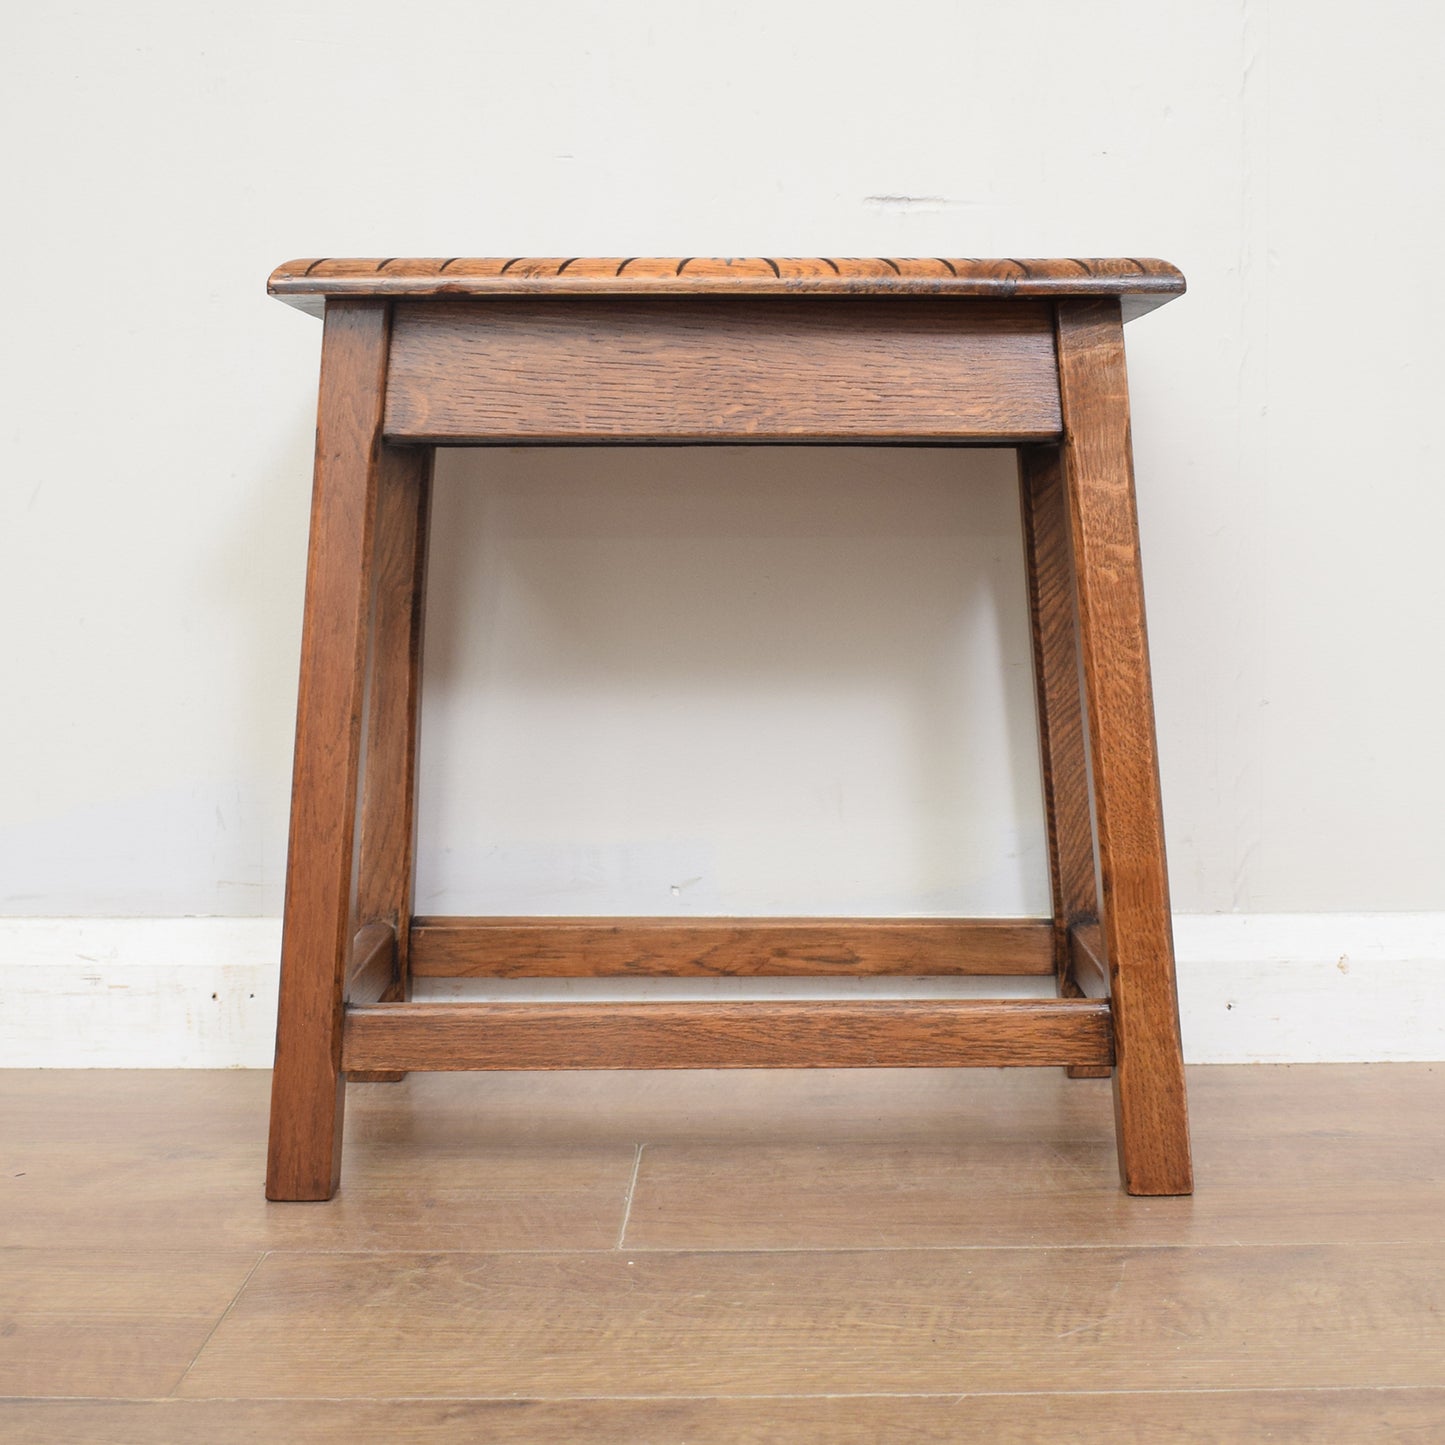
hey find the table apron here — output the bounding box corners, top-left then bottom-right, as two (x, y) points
(381, 298), (1064, 444)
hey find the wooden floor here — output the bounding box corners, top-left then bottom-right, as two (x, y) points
(2, 1065), (1444, 1442)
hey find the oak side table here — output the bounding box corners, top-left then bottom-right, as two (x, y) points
(264, 256), (1193, 1201)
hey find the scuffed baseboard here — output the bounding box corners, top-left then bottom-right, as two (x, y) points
(1, 914), (1441, 1067)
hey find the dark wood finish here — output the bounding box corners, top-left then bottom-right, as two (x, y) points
(383, 299), (1061, 444)
(355, 447), (432, 954)
(343, 921), (396, 1007)
(341, 998), (1113, 1072)
(348, 441), (433, 1080)
(1018, 445), (1112, 1078)
(1056, 297), (1191, 1194)
(1068, 921), (1109, 999)
(409, 916), (1056, 978)
(265, 299), (393, 1202)
(1018, 445), (1101, 975)
(270, 256), (1186, 321)
(265, 258), (1193, 1201)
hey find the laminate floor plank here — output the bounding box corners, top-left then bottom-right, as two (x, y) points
(609, 1064), (1444, 1250)
(5, 1065), (1444, 1437)
(622, 1118), (1445, 1250)
(7, 1064), (1434, 1152)
(0, 1249), (260, 1397)
(177, 1242), (1445, 1398)
(4, 1390), (1443, 1445)
(12, 1066), (1436, 1253)
(0, 1072), (637, 1252)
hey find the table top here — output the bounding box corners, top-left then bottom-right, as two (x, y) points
(269, 257), (1184, 321)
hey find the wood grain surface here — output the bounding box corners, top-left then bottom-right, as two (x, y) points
(1069, 920), (1110, 998)
(340, 998), (1113, 1072)
(269, 256), (1186, 322)
(177, 1243), (1445, 1399)
(1055, 297), (1192, 1193)
(266, 261), (1191, 1201)
(346, 440), (432, 1080)
(353, 446), (432, 976)
(6, 1065), (1445, 1435)
(265, 300), (393, 1202)
(1018, 445), (1112, 1077)
(382, 299), (1062, 443)
(1018, 447), (1100, 976)
(7, 1067), (1445, 1252)
(8, 1391), (1443, 1445)
(341, 920), (394, 1007)
(0, 1248), (260, 1397)
(409, 916), (1056, 977)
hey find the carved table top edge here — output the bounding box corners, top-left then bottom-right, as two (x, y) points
(268, 257), (1185, 321)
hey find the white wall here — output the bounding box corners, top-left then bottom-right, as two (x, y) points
(419, 447), (1047, 916)
(4, 0), (1443, 929)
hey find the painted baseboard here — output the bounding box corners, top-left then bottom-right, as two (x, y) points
(1, 914), (1441, 1067)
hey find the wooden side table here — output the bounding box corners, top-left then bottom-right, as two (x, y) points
(263, 256), (1193, 1201)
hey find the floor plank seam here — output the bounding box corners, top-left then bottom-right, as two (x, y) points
(615, 1143), (644, 1249)
(173, 1239), (1439, 1259)
(167, 1250), (268, 1396)
(16, 1385), (1439, 1405)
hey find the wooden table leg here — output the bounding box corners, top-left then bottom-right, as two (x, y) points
(347, 444), (434, 1082)
(1056, 298), (1193, 1196)
(266, 300), (392, 1200)
(1018, 445), (1112, 1080)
